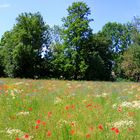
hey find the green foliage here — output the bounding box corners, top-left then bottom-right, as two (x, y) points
(1, 2), (139, 81)
(0, 46), (4, 76)
(102, 22), (131, 54)
(0, 31), (17, 77)
(121, 44), (140, 81)
(49, 43), (66, 78)
(102, 22), (133, 79)
(62, 1), (93, 79)
(14, 12), (49, 49)
(86, 33), (112, 80)
(13, 44), (35, 78)
(119, 17), (140, 81)
(1, 12), (51, 78)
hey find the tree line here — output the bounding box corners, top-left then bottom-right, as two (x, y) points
(0, 2), (140, 81)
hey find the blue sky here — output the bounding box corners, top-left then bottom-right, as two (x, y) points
(0, 0), (140, 38)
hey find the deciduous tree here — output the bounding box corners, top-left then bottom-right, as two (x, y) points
(62, 1), (93, 79)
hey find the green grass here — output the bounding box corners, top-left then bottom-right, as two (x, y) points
(0, 78), (140, 140)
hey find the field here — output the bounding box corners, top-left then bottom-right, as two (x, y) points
(0, 78), (140, 140)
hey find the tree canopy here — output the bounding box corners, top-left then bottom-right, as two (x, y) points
(0, 1), (140, 81)
(0, 12), (51, 78)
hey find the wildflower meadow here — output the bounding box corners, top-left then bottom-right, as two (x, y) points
(0, 78), (140, 140)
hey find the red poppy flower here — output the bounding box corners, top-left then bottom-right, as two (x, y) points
(89, 126), (94, 131)
(71, 104), (75, 109)
(115, 128), (119, 134)
(48, 112), (52, 117)
(35, 125), (39, 129)
(111, 127), (120, 134)
(86, 104), (92, 108)
(86, 133), (91, 138)
(47, 130), (51, 137)
(24, 134), (29, 139)
(28, 107), (32, 111)
(65, 105), (69, 110)
(70, 129), (75, 135)
(15, 138), (20, 140)
(98, 124), (103, 130)
(36, 119), (41, 124)
(111, 127), (116, 131)
(42, 121), (46, 126)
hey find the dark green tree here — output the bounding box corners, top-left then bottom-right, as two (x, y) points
(1, 12), (51, 78)
(86, 32), (112, 80)
(0, 45), (4, 77)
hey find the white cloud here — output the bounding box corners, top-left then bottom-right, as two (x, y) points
(0, 4), (10, 8)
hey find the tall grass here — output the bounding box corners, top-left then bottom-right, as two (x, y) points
(0, 78), (140, 140)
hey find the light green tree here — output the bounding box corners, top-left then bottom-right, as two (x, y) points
(62, 1), (93, 79)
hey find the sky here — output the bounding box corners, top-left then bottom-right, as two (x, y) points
(0, 0), (140, 38)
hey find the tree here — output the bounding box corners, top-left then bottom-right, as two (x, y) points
(102, 22), (131, 54)
(0, 45), (4, 77)
(121, 44), (140, 81)
(116, 17), (140, 80)
(1, 12), (51, 78)
(85, 32), (112, 80)
(42, 25), (64, 78)
(0, 31), (17, 77)
(127, 16), (140, 45)
(102, 22), (132, 78)
(62, 1), (93, 79)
